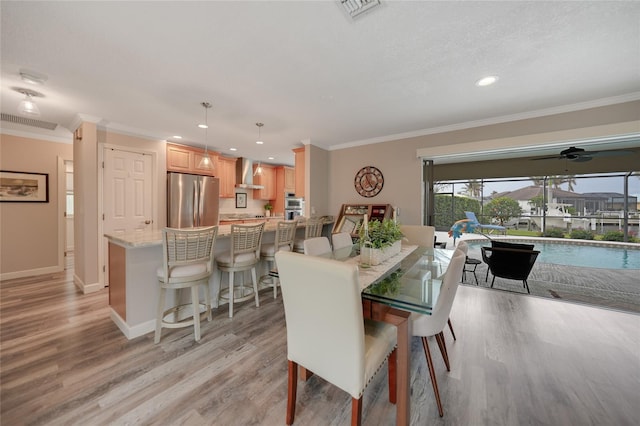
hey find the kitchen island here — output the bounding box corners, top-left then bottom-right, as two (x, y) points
(105, 219), (332, 339)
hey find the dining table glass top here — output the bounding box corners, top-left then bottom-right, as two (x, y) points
(357, 245), (453, 315)
(274, 244), (455, 316)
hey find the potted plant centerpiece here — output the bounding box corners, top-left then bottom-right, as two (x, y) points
(264, 202), (273, 217)
(358, 218), (403, 266)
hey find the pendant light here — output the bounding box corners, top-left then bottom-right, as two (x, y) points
(253, 123), (264, 176)
(198, 102), (213, 170)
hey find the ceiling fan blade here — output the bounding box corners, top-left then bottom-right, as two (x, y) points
(570, 155), (592, 162)
(531, 155), (562, 161)
(587, 149), (633, 158)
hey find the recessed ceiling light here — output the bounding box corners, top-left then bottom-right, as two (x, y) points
(268, 156), (274, 160)
(476, 76), (499, 87)
(256, 140), (264, 145)
(198, 124), (208, 129)
(230, 148), (237, 151)
(172, 135), (182, 139)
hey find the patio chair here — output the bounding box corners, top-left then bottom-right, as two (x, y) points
(481, 245), (540, 293)
(482, 240), (535, 282)
(464, 211), (506, 235)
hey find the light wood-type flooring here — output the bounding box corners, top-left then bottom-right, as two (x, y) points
(1, 259), (639, 425)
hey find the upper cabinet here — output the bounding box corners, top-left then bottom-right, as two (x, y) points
(293, 147), (305, 198)
(273, 166), (295, 215)
(253, 164), (276, 200)
(166, 143), (217, 177)
(216, 156), (237, 198)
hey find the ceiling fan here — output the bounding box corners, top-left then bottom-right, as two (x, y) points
(532, 146), (633, 162)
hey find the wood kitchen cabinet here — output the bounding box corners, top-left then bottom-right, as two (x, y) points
(273, 166), (295, 215)
(166, 143), (218, 177)
(293, 147), (305, 198)
(216, 156), (237, 198)
(253, 164), (276, 200)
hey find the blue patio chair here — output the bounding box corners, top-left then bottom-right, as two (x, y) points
(464, 211), (506, 235)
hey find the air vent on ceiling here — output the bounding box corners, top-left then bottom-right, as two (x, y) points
(1, 113), (58, 131)
(339, 0), (381, 19)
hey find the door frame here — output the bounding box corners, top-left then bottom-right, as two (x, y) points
(98, 143), (158, 287)
(57, 156), (69, 271)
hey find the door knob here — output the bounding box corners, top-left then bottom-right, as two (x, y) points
(145, 220), (151, 225)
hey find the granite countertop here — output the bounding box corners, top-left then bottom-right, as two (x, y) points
(105, 218), (333, 249)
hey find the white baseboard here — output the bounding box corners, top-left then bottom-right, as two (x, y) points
(0, 265), (63, 281)
(110, 309), (155, 340)
(73, 274), (105, 294)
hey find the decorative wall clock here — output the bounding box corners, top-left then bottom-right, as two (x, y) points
(354, 166), (384, 198)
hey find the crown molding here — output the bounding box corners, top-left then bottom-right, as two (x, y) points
(329, 92), (640, 151)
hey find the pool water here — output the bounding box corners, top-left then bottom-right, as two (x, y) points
(467, 241), (640, 270)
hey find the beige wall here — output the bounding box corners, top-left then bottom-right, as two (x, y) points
(0, 133), (73, 278)
(307, 144), (329, 217)
(326, 101), (640, 226)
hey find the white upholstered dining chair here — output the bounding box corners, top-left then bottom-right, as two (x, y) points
(399, 224), (459, 339)
(331, 232), (353, 251)
(275, 251), (398, 425)
(410, 248), (466, 417)
(302, 236), (332, 257)
(259, 220), (298, 298)
(399, 224), (435, 248)
(215, 222), (265, 318)
(155, 226), (218, 343)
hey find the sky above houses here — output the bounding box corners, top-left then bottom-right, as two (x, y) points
(445, 172), (640, 198)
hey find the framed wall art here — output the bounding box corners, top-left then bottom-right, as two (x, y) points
(235, 192), (247, 208)
(0, 170), (49, 203)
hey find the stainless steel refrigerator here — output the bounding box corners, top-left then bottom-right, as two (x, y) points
(167, 172), (220, 228)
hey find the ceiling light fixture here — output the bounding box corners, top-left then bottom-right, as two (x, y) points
(197, 102), (214, 170)
(14, 88), (43, 117)
(339, 0), (381, 19)
(475, 76), (499, 87)
(230, 148), (237, 151)
(255, 122), (264, 145)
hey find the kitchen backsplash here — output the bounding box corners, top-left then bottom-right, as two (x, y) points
(219, 190), (270, 216)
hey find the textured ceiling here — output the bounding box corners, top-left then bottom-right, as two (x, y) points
(1, 1), (639, 165)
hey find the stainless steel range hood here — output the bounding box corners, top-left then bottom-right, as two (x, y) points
(235, 158), (264, 189)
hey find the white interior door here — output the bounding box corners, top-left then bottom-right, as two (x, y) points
(103, 148), (153, 285)
(64, 160), (74, 254)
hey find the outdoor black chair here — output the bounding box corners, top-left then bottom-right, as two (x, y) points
(482, 240), (535, 282)
(481, 246), (540, 294)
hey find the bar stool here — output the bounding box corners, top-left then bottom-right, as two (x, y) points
(155, 226), (218, 343)
(216, 222), (265, 318)
(259, 220), (298, 298)
(293, 217), (324, 253)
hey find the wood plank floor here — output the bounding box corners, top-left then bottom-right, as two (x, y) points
(1, 262), (639, 425)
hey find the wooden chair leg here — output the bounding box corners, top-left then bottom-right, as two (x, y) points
(388, 348), (397, 404)
(154, 286), (166, 344)
(447, 318), (456, 341)
(286, 360), (298, 425)
(251, 267), (260, 307)
(191, 285), (201, 342)
(422, 336), (444, 417)
(204, 282), (212, 321)
(228, 271), (235, 318)
(434, 332), (450, 372)
(351, 396), (363, 426)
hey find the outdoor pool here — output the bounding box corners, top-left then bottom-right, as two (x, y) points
(466, 240), (640, 270)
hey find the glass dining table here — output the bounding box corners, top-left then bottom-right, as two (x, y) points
(272, 243), (455, 426)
